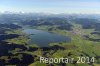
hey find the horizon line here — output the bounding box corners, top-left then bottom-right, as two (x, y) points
(0, 11), (100, 15)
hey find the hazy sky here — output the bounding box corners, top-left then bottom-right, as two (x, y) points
(0, 0), (100, 14)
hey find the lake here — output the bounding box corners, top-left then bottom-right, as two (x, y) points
(23, 29), (71, 47)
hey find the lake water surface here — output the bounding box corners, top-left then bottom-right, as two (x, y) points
(23, 29), (71, 47)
